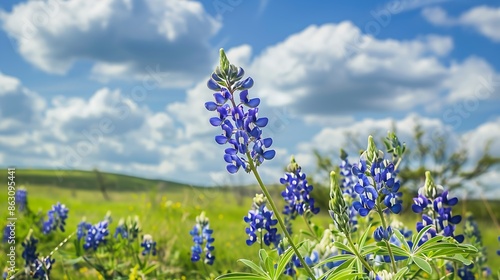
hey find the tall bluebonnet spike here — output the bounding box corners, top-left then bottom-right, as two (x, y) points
(206, 57), (274, 174)
(281, 157), (319, 219)
(83, 220), (109, 251)
(16, 188), (28, 212)
(190, 212), (215, 265)
(412, 172), (463, 245)
(77, 220), (91, 241)
(2, 225), (13, 243)
(42, 202), (69, 234)
(140, 234), (157, 256)
(22, 236), (39, 267)
(244, 194), (281, 247)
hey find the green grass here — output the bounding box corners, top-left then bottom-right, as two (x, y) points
(1, 169), (499, 279)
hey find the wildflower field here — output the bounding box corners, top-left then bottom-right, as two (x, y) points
(1, 50), (500, 280)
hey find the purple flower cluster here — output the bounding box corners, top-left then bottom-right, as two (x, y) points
(244, 194), (281, 247)
(22, 236), (39, 267)
(21, 236), (55, 279)
(351, 155), (402, 217)
(82, 220), (109, 251)
(2, 225), (13, 243)
(42, 202), (69, 234)
(281, 159), (320, 219)
(412, 172), (463, 245)
(140, 234), (157, 256)
(15, 188), (28, 212)
(205, 52), (275, 174)
(190, 212), (215, 265)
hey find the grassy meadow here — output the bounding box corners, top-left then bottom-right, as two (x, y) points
(1, 169), (499, 279)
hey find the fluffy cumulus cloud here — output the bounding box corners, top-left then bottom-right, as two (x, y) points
(215, 21), (499, 124)
(0, 72), (45, 133)
(0, 0), (221, 87)
(422, 5), (500, 42)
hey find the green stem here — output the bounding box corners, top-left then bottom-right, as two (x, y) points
(376, 206), (398, 273)
(346, 235), (374, 273)
(246, 152), (317, 280)
(303, 214), (320, 242)
(202, 261), (210, 279)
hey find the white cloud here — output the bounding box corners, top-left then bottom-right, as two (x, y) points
(422, 6), (500, 42)
(0, 0), (221, 87)
(0, 72), (45, 133)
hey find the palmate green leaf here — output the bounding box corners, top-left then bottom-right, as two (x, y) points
(238, 259), (268, 277)
(357, 223), (372, 248)
(392, 228), (411, 252)
(314, 253), (355, 268)
(412, 225), (433, 251)
(325, 258), (357, 280)
(359, 244), (378, 256)
(216, 272), (270, 280)
(439, 254), (473, 265)
(259, 249), (275, 279)
(333, 241), (352, 253)
(275, 247), (296, 279)
(375, 242), (409, 258)
(411, 256), (432, 274)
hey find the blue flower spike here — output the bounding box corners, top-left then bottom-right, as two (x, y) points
(190, 212), (215, 265)
(206, 48), (275, 174)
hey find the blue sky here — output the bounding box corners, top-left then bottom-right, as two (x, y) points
(0, 0), (499, 194)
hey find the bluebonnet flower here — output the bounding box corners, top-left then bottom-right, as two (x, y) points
(15, 187), (28, 212)
(244, 194), (281, 247)
(2, 225), (13, 243)
(114, 218), (128, 239)
(375, 220), (412, 264)
(351, 137), (403, 217)
(206, 50), (275, 174)
(42, 202), (69, 234)
(190, 212), (215, 265)
(281, 157), (320, 219)
(31, 256), (55, 279)
(412, 172), (463, 245)
(83, 220), (109, 251)
(373, 226), (393, 242)
(76, 219), (92, 241)
(22, 236), (39, 267)
(140, 234), (157, 256)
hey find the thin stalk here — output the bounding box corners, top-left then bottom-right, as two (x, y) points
(346, 235), (375, 273)
(303, 214), (320, 242)
(376, 206), (397, 273)
(246, 152), (317, 280)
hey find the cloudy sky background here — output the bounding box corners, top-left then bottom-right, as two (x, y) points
(0, 0), (499, 194)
